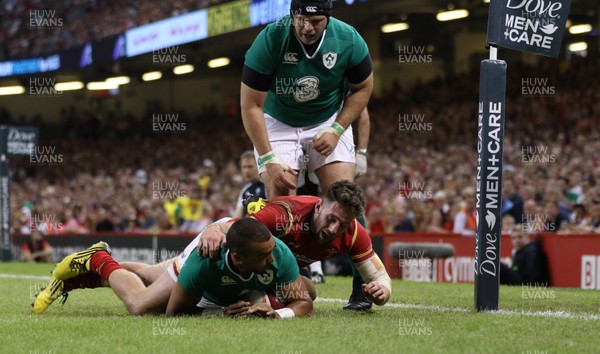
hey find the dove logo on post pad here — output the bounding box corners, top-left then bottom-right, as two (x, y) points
(487, 0), (571, 57)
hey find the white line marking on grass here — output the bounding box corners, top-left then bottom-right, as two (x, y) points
(0, 273), (51, 280)
(3, 274), (597, 321)
(316, 297), (600, 321)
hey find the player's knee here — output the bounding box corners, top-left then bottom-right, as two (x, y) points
(126, 301), (152, 316)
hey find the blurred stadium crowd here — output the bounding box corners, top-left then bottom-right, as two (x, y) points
(0, 0), (229, 60)
(5, 55), (600, 236)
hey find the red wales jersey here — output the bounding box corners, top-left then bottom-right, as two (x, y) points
(252, 196), (375, 268)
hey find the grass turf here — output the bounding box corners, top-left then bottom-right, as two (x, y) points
(1, 262), (599, 354)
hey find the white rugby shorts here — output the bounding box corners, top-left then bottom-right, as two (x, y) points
(255, 111), (355, 174)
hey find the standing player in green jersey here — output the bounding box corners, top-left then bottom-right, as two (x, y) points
(241, 0), (373, 198)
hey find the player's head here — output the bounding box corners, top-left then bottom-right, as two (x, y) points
(510, 224), (529, 251)
(290, 0), (332, 45)
(240, 150), (259, 182)
(312, 180), (366, 244)
(227, 218), (275, 273)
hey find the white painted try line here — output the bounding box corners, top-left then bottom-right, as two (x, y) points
(316, 297), (600, 321)
(0, 273), (51, 280)
(2, 274), (597, 321)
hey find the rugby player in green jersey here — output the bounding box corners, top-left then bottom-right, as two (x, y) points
(241, 0), (373, 198)
(33, 218), (313, 319)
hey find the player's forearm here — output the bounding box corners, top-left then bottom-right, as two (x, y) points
(356, 254), (392, 305)
(356, 108), (370, 150)
(281, 299), (313, 318)
(335, 74), (373, 129)
(166, 283), (202, 316)
(242, 107), (272, 155)
(204, 218), (233, 234)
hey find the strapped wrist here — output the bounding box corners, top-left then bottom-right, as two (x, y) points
(275, 307), (295, 319)
(257, 151), (275, 169)
(330, 122), (345, 137)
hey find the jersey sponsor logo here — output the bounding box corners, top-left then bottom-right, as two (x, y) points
(283, 52), (298, 64)
(294, 76), (320, 102)
(306, 6), (317, 12)
(221, 275), (238, 285)
(322, 51), (337, 69)
(257, 269), (274, 284)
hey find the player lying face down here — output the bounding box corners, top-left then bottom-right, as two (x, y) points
(34, 218), (312, 319)
(198, 180), (392, 306)
(167, 217), (313, 318)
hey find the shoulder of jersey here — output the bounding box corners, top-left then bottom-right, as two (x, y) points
(327, 17), (360, 40)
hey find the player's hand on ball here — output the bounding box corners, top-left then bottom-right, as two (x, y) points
(197, 224), (226, 259)
(362, 282), (387, 306)
(313, 129), (340, 157)
(246, 303), (277, 318)
(223, 301), (251, 318)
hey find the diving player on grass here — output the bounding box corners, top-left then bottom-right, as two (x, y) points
(33, 218), (313, 319)
(166, 217), (311, 317)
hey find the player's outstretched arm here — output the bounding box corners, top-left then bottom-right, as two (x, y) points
(355, 253), (392, 306)
(272, 277), (314, 318)
(165, 281), (203, 316)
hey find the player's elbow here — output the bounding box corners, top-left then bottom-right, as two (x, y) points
(293, 299), (314, 317)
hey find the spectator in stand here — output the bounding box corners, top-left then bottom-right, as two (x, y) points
(366, 203), (385, 233)
(63, 205), (90, 233)
(426, 191), (450, 233)
(6, 57), (600, 238)
(500, 225), (550, 286)
(234, 150), (266, 218)
(96, 208), (115, 232)
(502, 179), (524, 223)
(543, 201), (568, 233)
(393, 206), (414, 232)
(453, 198), (476, 236)
(0, 0), (206, 60)
(502, 214), (517, 234)
(21, 230), (53, 263)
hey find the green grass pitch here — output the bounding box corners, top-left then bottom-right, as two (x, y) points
(1, 262), (599, 354)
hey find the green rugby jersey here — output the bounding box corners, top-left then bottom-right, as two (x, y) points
(177, 237), (299, 306)
(244, 16), (369, 127)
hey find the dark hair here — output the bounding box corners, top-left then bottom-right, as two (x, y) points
(324, 180), (366, 217)
(226, 218), (272, 255)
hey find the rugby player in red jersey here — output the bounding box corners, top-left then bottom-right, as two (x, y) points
(199, 180), (392, 306)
